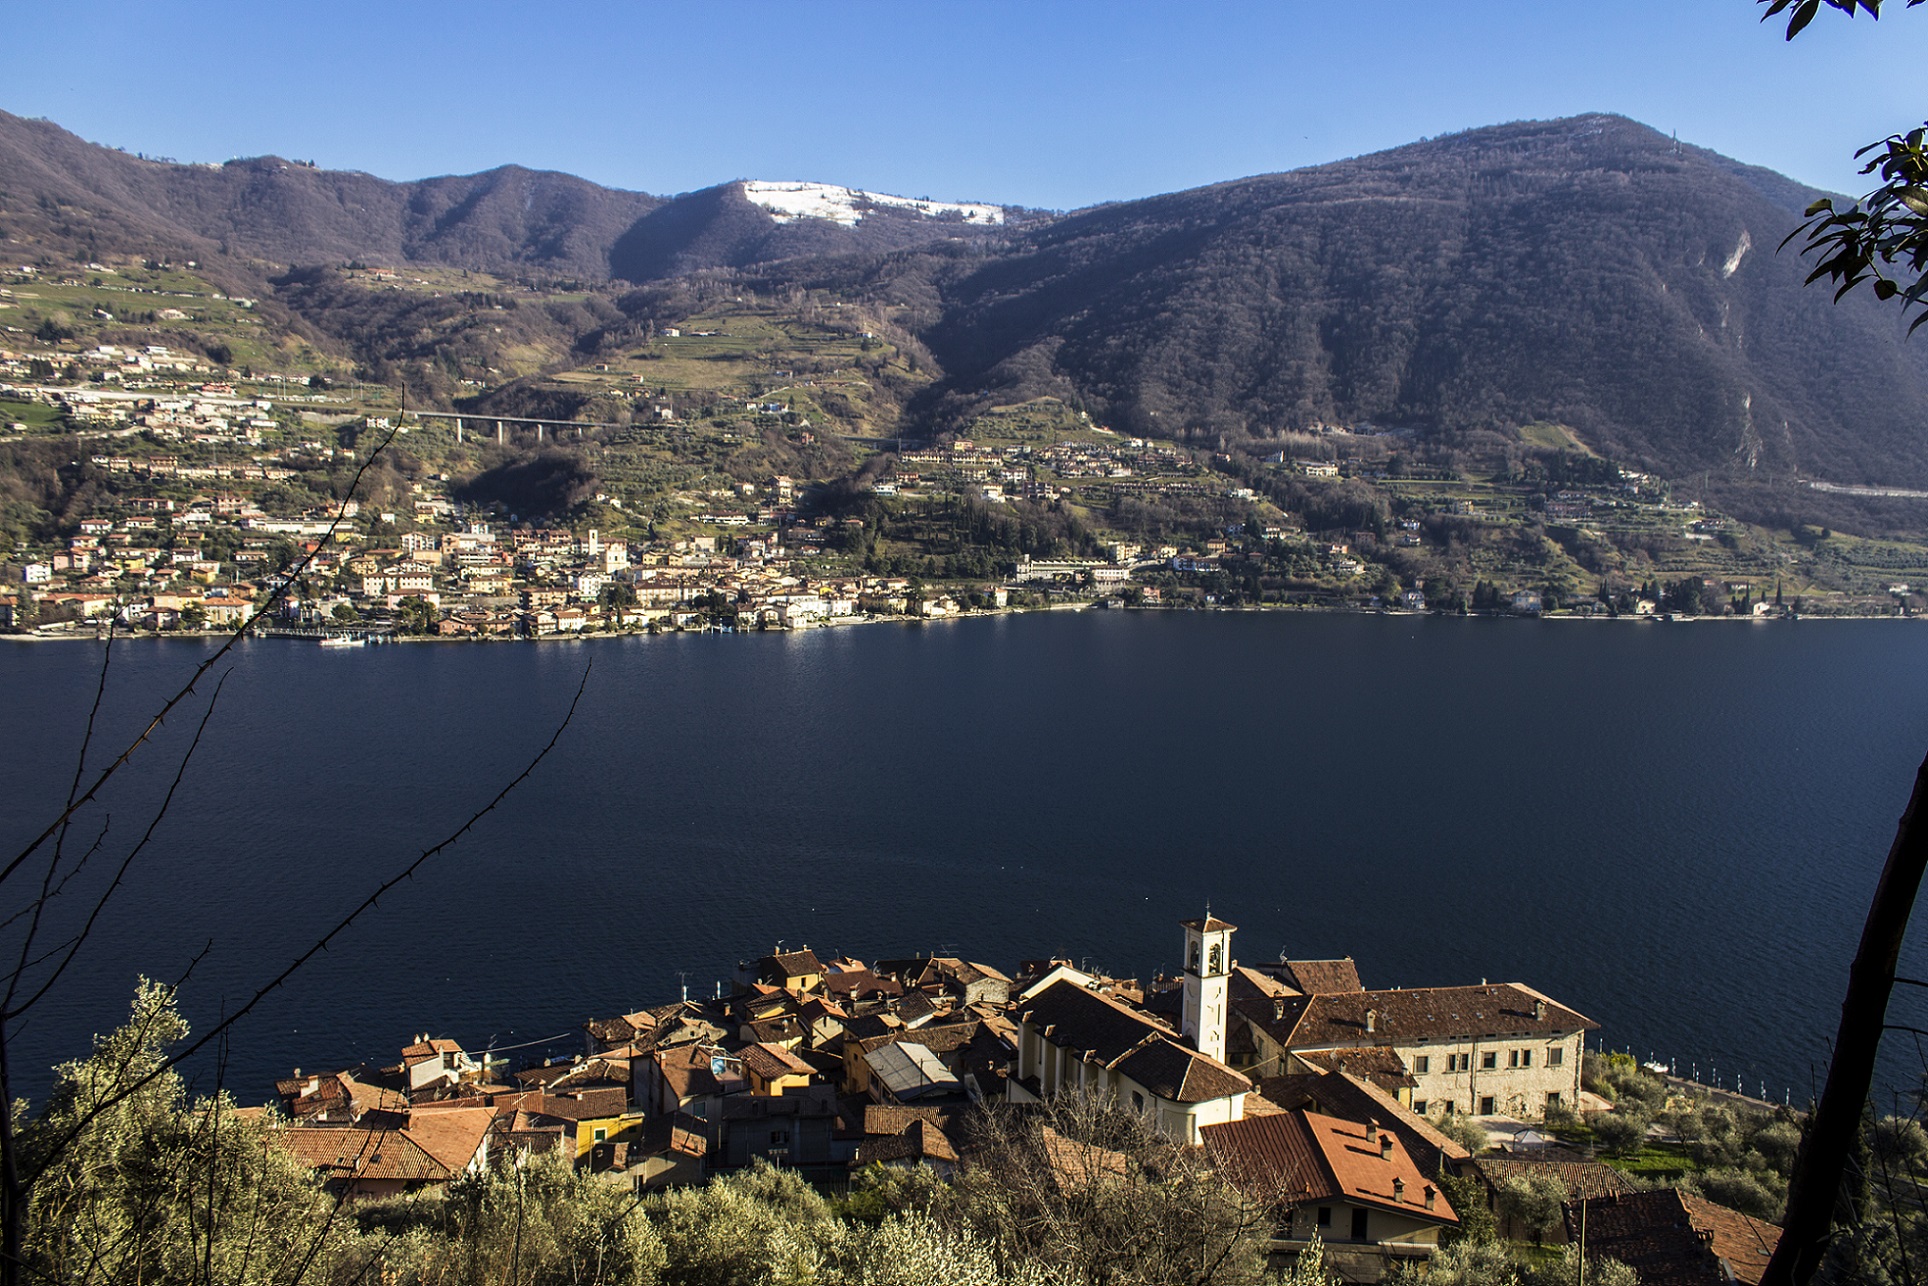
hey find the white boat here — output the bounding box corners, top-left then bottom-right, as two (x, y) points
(318, 635), (365, 648)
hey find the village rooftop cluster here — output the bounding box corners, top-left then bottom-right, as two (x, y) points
(252, 915), (1781, 1284)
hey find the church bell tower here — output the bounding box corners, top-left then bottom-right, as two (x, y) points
(1180, 913), (1235, 1064)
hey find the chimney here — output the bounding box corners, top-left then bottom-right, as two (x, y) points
(1379, 1135), (1393, 1160)
(1424, 1184), (1437, 1210)
(1533, 998), (1547, 1021)
(1364, 1008), (1377, 1034)
(1273, 999), (1285, 1021)
(1393, 1177), (1406, 1201)
(1364, 1120), (1377, 1142)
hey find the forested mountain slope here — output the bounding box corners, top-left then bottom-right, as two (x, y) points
(914, 115), (1928, 489)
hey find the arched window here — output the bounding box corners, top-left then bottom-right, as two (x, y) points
(1188, 941), (1201, 971)
(1207, 943), (1223, 974)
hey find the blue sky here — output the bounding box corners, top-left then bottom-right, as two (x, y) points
(9, 1), (1926, 209)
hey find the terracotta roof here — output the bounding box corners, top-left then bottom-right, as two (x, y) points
(1567, 1189), (1778, 1286)
(761, 949), (824, 979)
(1200, 1109), (1325, 1205)
(638, 1112), (709, 1160)
(400, 1038), (464, 1065)
(1475, 1155), (1637, 1204)
(1112, 1038), (1251, 1105)
(1203, 1109), (1458, 1225)
(654, 1045), (745, 1100)
(855, 1019), (982, 1058)
(276, 1124), (448, 1184)
(1256, 1070), (1469, 1175)
(1265, 984), (1597, 1049)
(742, 1042), (815, 1082)
(1179, 916), (1237, 932)
(743, 1016), (807, 1046)
(1018, 979), (1175, 1064)
(395, 1106), (495, 1173)
(1232, 965), (1297, 999)
(856, 1117), (960, 1166)
(276, 1070), (408, 1121)
(863, 1105), (955, 1136)
(1277, 958), (1364, 994)
(1678, 1191), (1782, 1286)
(1297, 1047), (1416, 1092)
(1019, 980), (1247, 1105)
(1040, 1126), (1129, 1193)
(530, 1088), (628, 1121)
(584, 1015), (641, 1046)
(824, 970), (905, 1002)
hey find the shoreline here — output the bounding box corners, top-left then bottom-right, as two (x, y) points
(3, 600), (1921, 645)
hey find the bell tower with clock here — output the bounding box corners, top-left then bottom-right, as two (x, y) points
(1180, 912), (1235, 1064)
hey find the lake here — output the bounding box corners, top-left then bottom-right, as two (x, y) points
(3, 610), (1926, 1108)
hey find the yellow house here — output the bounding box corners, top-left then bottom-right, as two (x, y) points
(570, 1110), (645, 1164)
(742, 1042), (815, 1096)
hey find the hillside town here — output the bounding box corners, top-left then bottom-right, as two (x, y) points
(0, 390), (1826, 638)
(254, 915), (1782, 1284)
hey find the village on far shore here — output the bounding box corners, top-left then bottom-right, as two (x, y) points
(9, 283), (1922, 639)
(253, 914), (1784, 1285)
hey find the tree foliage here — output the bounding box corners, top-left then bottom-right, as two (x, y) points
(1764, 0), (1928, 331)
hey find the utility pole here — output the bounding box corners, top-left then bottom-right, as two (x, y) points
(1577, 1198), (1586, 1286)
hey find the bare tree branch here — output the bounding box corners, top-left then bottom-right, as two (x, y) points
(0, 426), (400, 894)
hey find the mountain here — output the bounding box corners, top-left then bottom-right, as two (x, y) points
(0, 110), (661, 282)
(906, 114), (1928, 491)
(0, 111), (1022, 284)
(608, 181), (1021, 281)
(5, 107), (1927, 506)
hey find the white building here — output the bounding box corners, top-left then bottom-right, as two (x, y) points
(1009, 917), (1251, 1142)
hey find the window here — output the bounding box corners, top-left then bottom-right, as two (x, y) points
(1131, 1091), (1145, 1113)
(1522, 1050), (1533, 1068)
(1508, 1050), (1519, 1068)
(1351, 1208), (1370, 1242)
(1316, 1207), (1331, 1228)
(1481, 1051), (1498, 1070)
(592, 1127), (607, 1142)
(1412, 1099), (1428, 1116)
(1547, 1091), (1562, 1111)
(1549, 1047), (1564, 1067)
(1479, 1096), (1496, 1116)
(770, 1129), (789, 1144)
(1413, 1055), (1430, 1075)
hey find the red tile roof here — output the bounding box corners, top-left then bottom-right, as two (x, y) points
(1277, 958), (1364, 994)
(1203, 1109), (1458, 1225)
(1571, 1190), (1781, 1286)
(1246, 983), (1596, 1051)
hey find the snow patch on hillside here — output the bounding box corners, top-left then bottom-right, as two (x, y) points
(741, 181), (1004, 228)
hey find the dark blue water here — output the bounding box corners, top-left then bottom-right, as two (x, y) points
(3, 612), (1926, 1109)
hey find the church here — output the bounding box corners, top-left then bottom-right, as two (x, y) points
(1008, 913), (1596, 1137)
(1007, 915), (1251, 1142)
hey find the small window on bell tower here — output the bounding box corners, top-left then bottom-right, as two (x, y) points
(1208, 942), (1223, 974)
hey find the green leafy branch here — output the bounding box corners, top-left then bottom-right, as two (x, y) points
(1761, 0), (1928, 333)
(1761, 0), (1919, 41)
(1784, 126), (1928, 332)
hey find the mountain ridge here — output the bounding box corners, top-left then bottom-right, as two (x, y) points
(3, 107), (1924, 512)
